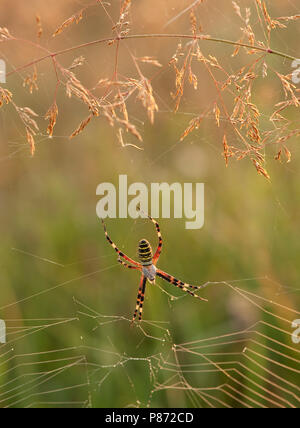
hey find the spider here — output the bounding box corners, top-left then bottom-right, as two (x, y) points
(101, 215), (208, 324)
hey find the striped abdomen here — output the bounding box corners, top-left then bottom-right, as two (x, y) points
(138, 239), (153, 266)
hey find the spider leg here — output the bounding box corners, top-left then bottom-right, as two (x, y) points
(101, 219), (140, 267)
(156, 269), (208, 302)
(118, 258), (141, 270)
(138, 276), (147, 321)
(146, 214), (163, 265)
(131, 275), (147, 325)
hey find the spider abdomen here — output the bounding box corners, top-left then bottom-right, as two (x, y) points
(138, 239), (153, 266)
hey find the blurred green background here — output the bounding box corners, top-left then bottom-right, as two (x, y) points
(0, 0), (299, 408)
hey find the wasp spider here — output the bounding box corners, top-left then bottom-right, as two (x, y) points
(102, 215), (207, 323)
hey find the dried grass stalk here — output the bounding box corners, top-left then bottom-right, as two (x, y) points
(26, 128), (35, 156)
(0, 27), (13, 41)
(36, 14), (43, 39)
